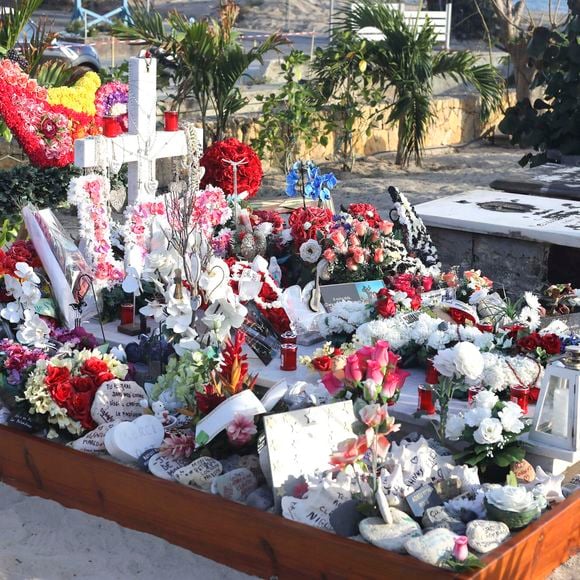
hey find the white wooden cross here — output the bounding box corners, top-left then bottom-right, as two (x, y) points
(74, 56), (203, 206)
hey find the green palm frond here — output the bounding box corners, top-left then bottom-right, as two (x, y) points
(433, 51), (504, 121)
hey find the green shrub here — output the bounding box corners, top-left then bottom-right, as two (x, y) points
(0, 164), (81, 218)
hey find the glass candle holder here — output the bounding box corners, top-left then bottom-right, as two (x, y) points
(103, 115), (122, 137)
(120, 303), (134, 325)
(164, 111), (179, 131)
(418, 384), (436, 414)
(468, 385), (484, 406)
(281, 331), (297, 345)
(510, 384), (530, 414)
(280, 343), (297, 371)
(425, 358), (440, 386)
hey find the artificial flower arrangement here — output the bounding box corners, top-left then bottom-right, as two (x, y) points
(151, 330), (256, 419)
(447, 390), (531, 475)
(47, 71), (101, 117)
(22, 348), (128, 436)
(0, 339), (48, 409)
(0, 59), (99, 167)
(94, 80), (129, 130)
(285, 160), (337, 206)
(320, 340), (410, 407)
(200, 138), (263, 198)
(299, 342), (355, 375)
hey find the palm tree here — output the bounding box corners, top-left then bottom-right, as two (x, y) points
(114, 1), (286, 147)
(338, 2), (503, 166)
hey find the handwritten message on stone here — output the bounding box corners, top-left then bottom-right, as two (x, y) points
(71, 422), (117, 454)
(91, 380), (147, 425)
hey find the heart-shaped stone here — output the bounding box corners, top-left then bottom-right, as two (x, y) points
(144, 179), (159, 195)
(104, 415), (164, 463)
(109, 186), (127, 213)
(405, 528), (458, 567)
(91, 380), (147, 426)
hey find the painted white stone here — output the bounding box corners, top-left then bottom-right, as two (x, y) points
(148, 453), (190, 481)
(91, 380), (147, 425)
(416, 190), (580, 248)
(405, 528), (458, 567)
(466, 520), (510, 554)
(174, 456), (223, 490)
(71, 422), (117, 453)
(359, 512), (422, 553)
(104, 415), (165, 463)
(211, 468), (258, 503)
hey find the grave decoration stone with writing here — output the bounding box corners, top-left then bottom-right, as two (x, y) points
(405, 484), (442, 519)
(71, 422), (117, 454)
(91, 380), (147, 425)
(147, 452), (190, 481)
(174, 456), (223, 490)
(211, 468), (258, 503)
(137, 447), (160, 472)
(281, 473), (352, 532)
(263, 401), (357, 502)
(466, 519), (510, 554)
(359, 511), (422, 553)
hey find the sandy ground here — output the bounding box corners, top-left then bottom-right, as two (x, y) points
(1, 143), (578, 579)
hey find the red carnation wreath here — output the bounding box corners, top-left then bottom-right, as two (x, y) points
(200, 138), (263, 199)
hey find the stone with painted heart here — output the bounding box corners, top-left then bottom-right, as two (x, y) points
(91, 380), (147, 425)
(104, 415), (165, 463)
(71, 422), (118, 454)
(147, 452), (190, 481)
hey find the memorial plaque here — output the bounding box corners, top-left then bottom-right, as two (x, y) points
(405, 484), (442, 518)
(320, 280), (385, 308)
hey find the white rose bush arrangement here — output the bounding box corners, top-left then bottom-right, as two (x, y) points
(447, 390), (531, 476)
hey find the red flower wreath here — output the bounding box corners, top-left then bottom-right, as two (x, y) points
(200, 138), (263, 198)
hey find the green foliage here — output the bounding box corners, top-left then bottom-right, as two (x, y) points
(99, 61), (129, 84)
(252, 50), (327, 172)
(312, 31), (384, 171)
(338, 1), (503, 166)
(113, 1), (286, 146)
(0, 216), (22, 248)
(0, 0), (43, 51)
(0, 164), (81, 219)
(499, 9), (580, 167)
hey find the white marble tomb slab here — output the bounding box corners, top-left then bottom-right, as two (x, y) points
(416, 190), (580, 248)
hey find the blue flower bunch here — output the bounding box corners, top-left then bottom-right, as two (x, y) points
(285, 160), (337, 203)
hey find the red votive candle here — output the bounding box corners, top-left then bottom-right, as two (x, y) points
(103, 116), (122, 137)
(468, 385), (484, 406)
(281, 331), (297, 345)
(164, 111), (179, 131)
(120, 303), (134, 325)
(425, 358), (440, 385)
(280, 343), (297, 371)
(510, 385), (530, 415)
(418, 384), (436, 414)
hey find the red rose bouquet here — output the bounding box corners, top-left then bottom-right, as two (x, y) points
(200, 138), (263, 198)
(22, 349), (128, 436)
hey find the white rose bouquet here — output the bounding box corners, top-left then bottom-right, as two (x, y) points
(448, 391), (531, 475)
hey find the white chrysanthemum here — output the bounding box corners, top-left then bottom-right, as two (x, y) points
(458, 325), (483, 343)
(453, 342), (484, 380)
(433, 348), (456, 377)
(427, 330), (452, 351)
(474, 332), (496, 351)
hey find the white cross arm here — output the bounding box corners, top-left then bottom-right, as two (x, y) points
(73, 131), (190, 168)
